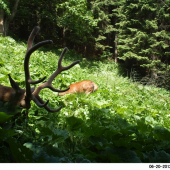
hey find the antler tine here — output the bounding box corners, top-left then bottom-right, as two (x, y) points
(58, 47), (80, 71)
(24, 40), (53, 101)
(32, 95), (49, 108)
(46, 47), (80, 92)
(25, 26), (53, 105)
(27, 26), (40, 52)
(25, 40), (53, 84)
(33, 95), (63, 112)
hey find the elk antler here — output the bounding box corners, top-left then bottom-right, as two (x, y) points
(32, 47), (80, 112)
(24, 26), (80, 112)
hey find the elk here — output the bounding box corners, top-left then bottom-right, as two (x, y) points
(0, 26), (80, 112)
(58, 80), (98, 96)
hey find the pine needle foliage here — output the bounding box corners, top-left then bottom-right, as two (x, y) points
(114, 0), (170, 73)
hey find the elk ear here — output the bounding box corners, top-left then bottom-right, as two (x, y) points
(8, 74), (23, 94)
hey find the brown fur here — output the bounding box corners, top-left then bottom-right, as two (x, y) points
(0, 85), (34, 109)
(59, 80), (98, 96)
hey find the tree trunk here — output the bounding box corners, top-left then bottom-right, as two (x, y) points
(0, 9), (4, 35)
(63, 26), (66, 46)
(3, 0), (20, 36)
(84, 45), (87, 57)
(151, 53), (158, 79)
(114, 15), (118, 63)
(114, 33), (118, 63)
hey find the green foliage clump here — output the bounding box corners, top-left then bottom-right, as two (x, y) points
(1, 37), (170, 162)
(0, 0), (10, 15)
(56, 0), (99, 45)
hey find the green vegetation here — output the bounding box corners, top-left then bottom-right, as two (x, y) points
(1, 0), (170, 77)
(1, 36), (170, 163)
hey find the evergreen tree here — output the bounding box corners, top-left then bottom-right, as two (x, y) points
(90, 0), (115, 58)
(114, 0), (170, 76)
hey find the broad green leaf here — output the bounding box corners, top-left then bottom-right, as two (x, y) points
(66, 116), (88, 132)
(6, 137), (33, 163)
(0, 112), (13, 124)
(0, 129), (16, 140)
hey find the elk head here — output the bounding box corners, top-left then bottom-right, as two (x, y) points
(0, 26), (80, 112)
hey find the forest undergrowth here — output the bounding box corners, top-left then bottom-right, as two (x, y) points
(1, 36), (170, 163)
